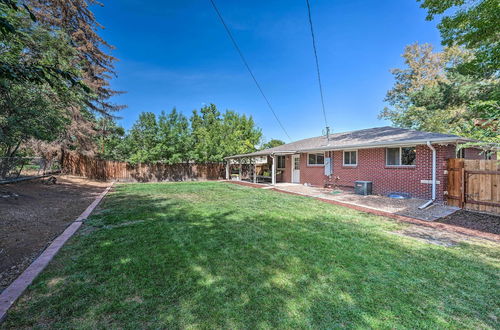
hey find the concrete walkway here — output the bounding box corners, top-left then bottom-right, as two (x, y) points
(271, 183), (459, 221)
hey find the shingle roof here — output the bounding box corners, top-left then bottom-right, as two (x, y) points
(227, 126), (470, 158)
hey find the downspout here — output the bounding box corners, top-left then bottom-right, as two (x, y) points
(270, 153), (276, 185)
(419, 141), (436, 209)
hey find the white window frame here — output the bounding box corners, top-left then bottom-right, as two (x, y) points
(276, 155), (286, 170)
(307, 152), (325, 166)
(386, 146), (416, 166)
(343, 150), (358, 166)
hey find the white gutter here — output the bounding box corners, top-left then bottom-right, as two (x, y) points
(419, 141), (436, 209)
(300, 138), (471, 153)
(224, 151), (297, 159)
(225, 137), (474, 160)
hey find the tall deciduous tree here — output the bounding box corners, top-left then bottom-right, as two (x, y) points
(221, 110), (262, 157)
(190, 104), (225, 163)
(418, 0), (499, 77)
(120, 105), (262, 164)
(261, 139), (285, 150)
(95, 117), (127, 161)
(157, 109), (192, 164)
(191, 104), (262, 163)
(380, 43), (499, 144)
(127, 112), (160, 164)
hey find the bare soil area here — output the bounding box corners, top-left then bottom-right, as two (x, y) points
(0, 175), (109, 291)
(437, 210), (500, 235)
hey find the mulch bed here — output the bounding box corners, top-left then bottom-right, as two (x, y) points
(437, 210), (500, 235)
(0, 176), (109, 292)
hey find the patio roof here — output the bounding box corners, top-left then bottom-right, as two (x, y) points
(226, 126), (471, 159)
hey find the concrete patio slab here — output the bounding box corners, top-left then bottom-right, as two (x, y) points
(271, 183), (459, 221)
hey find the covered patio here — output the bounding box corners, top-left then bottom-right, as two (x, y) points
(224, 150), (297, 185)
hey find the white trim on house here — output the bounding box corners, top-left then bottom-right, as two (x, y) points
(421, 179), (441, 184)
(307, 152), (325, 166)
(291, 154), (300, 183)
(385, 146), (417, 167)
(342, 149), (358, 166)
(276, 155), (286, 170)
(299, 138), (466, 153)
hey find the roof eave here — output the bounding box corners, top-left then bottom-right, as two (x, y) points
(225, 137), (475, 159)
(224, 150), (297, 159)
(298, 138), (470, 152)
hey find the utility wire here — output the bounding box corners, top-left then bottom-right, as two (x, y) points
(209, 0), (291, 141)
(305, 0), (329, 129)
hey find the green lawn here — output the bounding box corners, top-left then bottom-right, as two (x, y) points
(3, 182), (499, 329)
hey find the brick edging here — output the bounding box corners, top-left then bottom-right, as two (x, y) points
(0, 184), (114, 322)
(225, 180), (499, 242)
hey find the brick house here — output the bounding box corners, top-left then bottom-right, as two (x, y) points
(225, 126), (491, 202)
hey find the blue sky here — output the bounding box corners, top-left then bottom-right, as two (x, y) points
(93, 0), (442, 143)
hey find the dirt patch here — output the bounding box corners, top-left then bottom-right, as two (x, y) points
(0, 175), (109, 292)
(174, 193), (206, 202)
(437, 210), (500, 235)
(392, 226), (462, 247)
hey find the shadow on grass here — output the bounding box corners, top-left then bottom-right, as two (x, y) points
(3, 182), (499, 329)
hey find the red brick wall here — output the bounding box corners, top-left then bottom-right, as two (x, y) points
(464, 148), (490, 159)
(453, 146), (495, 160)
(332, 146), (442, 200)
(296, 145), (459, 201)
(299, 152), (327, 186)
(287, 144), (490, 201)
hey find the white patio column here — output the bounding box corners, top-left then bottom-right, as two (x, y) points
(253, 158), (257, 183)
(238, 157), (242, 181)
(271, 154), (276, 185)
(225, 160), (230, 180)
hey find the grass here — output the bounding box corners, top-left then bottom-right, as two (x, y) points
(3, 182), (499, 329)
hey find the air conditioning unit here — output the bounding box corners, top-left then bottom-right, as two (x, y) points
(354, 181), (372, 195)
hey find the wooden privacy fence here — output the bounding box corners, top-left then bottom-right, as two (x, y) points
(447, 159), (500, 214)
(62, 152), (227, 182)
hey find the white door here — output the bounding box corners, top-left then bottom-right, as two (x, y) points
(292, 155), (300, 183)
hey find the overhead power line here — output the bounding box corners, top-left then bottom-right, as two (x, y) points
(208, 0), (292, 141)
(305, 0), (329, 130)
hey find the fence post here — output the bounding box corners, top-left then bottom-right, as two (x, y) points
(460, 166), (465, 208)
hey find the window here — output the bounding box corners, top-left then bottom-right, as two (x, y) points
(277, 155), (286, 169)
(457, 148), (465, 158)
(386, 147), (416, 166)
(307, 153), (325, 166)
(293, 156), (300, 170)
(343, 150), (357, 166)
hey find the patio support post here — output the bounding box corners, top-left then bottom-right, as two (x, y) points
(253, 158), (257, 183)
(238, 157), (242, 181)
(225, 160), (230, 180)
(271, 154), (276, 185)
